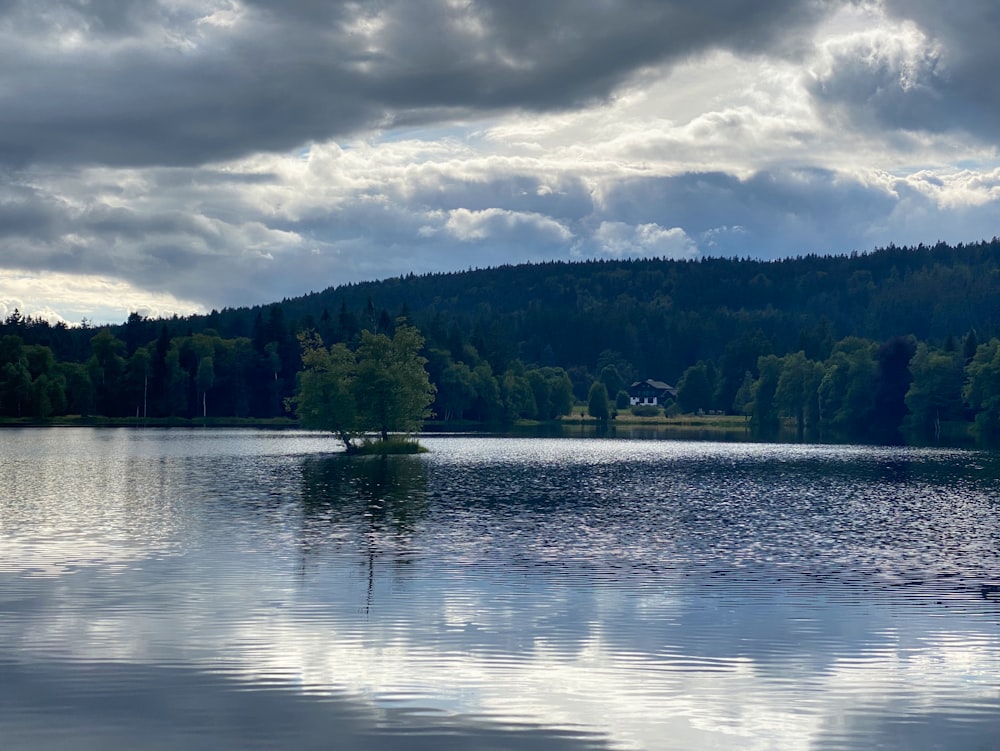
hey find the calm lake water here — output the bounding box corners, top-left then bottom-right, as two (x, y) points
(1, 428), (999, 750)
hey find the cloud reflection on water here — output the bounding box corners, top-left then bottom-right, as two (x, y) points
(1, 431), (999, 750)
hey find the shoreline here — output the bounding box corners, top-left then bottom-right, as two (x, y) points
(0, 414), (978, 448)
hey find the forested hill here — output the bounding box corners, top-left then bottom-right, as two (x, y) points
(3, 238), (1000, 439)
(316, 238), (999, 338)
(201, 238), (999, 377)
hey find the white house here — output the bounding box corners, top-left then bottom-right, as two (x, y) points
(629, 379), (677, 406)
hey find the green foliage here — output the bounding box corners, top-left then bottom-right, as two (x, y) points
(2, 359), (31, 417)
(963, 330), (979, 364)
(0, 335), (71, 418)
(123, 347), (150, 417)
(599, 365), (625, 402)
(677, 360), (716, 414)
(615, 389), (631, 410)
(732, 371), (754, 417)
(163, 348), (188, 417)
(468, 362), (502, 423)
(817, 338), (877, 436)
(501, 364), (538, 422)
(289, 324), (435, 449)
(596, 351), (634, 386)
(587, 381), (610, 422)
(196, 356), (215, 418)
(547, 368), (575, 418)
(437, 360), (476, 421)
(963, 338), (1000, 440)
(15, 241), (1000, 443)
(905, 344), (964, 437)
(59, 362), (94, 416)
(631, 404), (660, 417)
(428, 348), (569, 423)
(88, 329), (126, 417)
(717, 330), (772, 415)
(351, 437), (428, 455)
(750, 355), (782, 434)
(773, 351), (824, 435)
(870, 336), (917, 441)
(527, 367), (574, 420)
(289, 331), (358, 447)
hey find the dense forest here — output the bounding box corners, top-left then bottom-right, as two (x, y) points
(5, 238), (1000, 442)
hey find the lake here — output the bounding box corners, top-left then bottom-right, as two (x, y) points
(1, 428), (999, 750)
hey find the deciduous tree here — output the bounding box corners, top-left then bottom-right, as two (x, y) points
(291, 324), (435, 450)
(588, 381), (610, 422)
(904, 344), (964, 438)
(355, 324), (435, 441)
(289, 331), (358, 448)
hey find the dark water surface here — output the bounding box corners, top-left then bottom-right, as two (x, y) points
(1, 429), (999, 750)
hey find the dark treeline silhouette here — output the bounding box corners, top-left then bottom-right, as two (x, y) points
(5, 238), (1000, 441)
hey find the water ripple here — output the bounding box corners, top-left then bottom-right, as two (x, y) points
(2, 430), (1000, 750)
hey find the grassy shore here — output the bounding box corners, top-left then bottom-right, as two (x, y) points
(561, 412), (752, 430)
(0, 413), (978, 447)
(349, 437), (428, 454)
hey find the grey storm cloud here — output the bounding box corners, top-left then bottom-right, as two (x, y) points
(0, 183), (63, 239)
(597, 169), (903, 257)
(5, 0), (1000, 324)
(0, 0), (835, 168)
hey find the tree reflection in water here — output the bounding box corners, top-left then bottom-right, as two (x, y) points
(299, 454), (428, 610)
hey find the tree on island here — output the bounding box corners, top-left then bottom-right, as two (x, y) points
(288, 323), (435, 452)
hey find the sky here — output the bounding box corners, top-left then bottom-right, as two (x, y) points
(2, 0), (1000, 325)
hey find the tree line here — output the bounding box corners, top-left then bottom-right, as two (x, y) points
(5, 240), (1000, 442)
(670, 333), (984, 442)
(0, 305), (578, 430)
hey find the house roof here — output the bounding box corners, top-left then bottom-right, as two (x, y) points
(630, 379), (675, 392)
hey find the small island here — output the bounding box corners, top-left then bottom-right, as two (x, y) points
(287, 322), (435, 454)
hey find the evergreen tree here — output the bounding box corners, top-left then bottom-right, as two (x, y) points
(88, 329), (126, 417)
(870, 335), (917, 441)
(150, 325), (171, 417)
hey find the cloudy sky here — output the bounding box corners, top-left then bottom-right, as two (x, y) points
(2, 0), (999, 324)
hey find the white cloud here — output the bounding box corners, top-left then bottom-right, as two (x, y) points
(0, 270), (204, 325)
(1, 1), (1000, 322)
(592, 222), (698, 259)
(442, 208), (573, 243)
